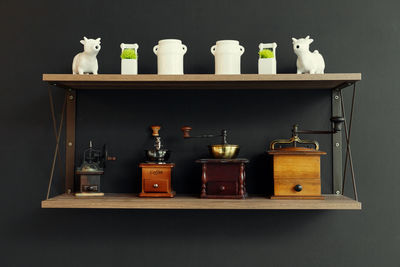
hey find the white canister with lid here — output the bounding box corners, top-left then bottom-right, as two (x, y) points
(153, 39), (187, 75)
(211, 40), (245, 74)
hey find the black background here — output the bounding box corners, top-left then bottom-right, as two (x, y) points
(1, 0), (399, 266)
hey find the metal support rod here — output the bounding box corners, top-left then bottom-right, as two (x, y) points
(46, 93), (66, 199)
(339, 85), (358, 201)
(48, 87), (64, 181)
(65, 90), (76, 194)
(332, 89), (343, 194)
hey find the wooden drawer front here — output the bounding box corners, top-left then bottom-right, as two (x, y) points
(273, 155), (321, 179)
(142, 168), (171, 180)
(205, 164), (240, 181)
(207, 182), (237, 195)
(274, 179), (321, 196)
(144, 179), (169, 193)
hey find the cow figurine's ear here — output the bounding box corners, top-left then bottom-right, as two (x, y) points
(80, 36), (88, 45)
(305, 36), (314, 44)
(292, 37), (298, 44)
(96, 38), (101, 43)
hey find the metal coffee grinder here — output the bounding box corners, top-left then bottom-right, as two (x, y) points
(144, 126), (170, 163)
(75, 141), (116, 197)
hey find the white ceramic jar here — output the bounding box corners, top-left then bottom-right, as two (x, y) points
(211, 40), (245, 74)
(153, 39), (187, 75)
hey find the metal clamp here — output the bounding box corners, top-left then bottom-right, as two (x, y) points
(269, 126), (320, 151)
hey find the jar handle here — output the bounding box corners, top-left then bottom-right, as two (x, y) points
(182, 44), (187, 55)
(239, 45), (245, 55)
(210, 45), (216, 55)
(153, 45), (158, 55)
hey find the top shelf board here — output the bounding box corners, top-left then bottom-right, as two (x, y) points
(43, 73), (361, 90)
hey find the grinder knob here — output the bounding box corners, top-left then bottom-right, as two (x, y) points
(181, 126), (192, 138)
(294, 184), (303, 192)
(151, 125), (161, 136)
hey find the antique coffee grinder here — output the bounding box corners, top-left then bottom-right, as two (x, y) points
(75, 141), (116, 197)
(139, 126), (175, 198)
(181, 126), (248, 199)
(268, 117), (344, 200)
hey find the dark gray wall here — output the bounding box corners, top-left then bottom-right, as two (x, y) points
(1, 0), (399, 266)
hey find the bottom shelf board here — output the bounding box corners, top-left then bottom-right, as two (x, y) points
(41, 194), (361, 210)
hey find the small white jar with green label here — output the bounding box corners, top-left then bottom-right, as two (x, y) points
(258, 43), (277, 74)
(120, 43), (139, 75)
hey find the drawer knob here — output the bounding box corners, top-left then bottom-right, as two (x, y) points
(219, 185), (226, 191)
(294, 184), (303, 192)
(153, 184), (159, 188)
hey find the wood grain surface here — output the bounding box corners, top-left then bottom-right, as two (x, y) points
(43, 73), (361, 90)
(41, 194), (361, 210)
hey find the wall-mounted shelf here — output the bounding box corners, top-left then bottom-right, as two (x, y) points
(42, 194), (361, 210)
(43, 73), (362, 210)
(43, 73), (361, 90)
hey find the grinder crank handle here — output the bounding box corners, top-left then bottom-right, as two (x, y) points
(102, 145), (116, 169)
(181, 126), (192, 138)
(151, 125), (161, 136)
(181, 126), (224, 140)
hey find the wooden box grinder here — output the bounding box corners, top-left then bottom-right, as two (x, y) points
(196, 159), (248, 199)
(138, 163), (175, 197)
(268, 147), (326, 199)
(139, 126), (175, 198)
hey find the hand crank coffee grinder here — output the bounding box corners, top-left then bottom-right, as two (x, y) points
(268, 117), (344, 200)
(181, 126), (248, 199)
(75, 141), (116, 197)
(138, 126), (175, 198)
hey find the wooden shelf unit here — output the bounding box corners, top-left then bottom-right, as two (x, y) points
(43, 73), (361, 90)
(43, 73), (362, 210)
(41, 194), (361, 210)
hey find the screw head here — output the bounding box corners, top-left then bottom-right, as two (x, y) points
(334, 95), (339, 100)
(336, 190), (341, 195)
(69, 95), (74, 100)
(335, 142), (340, 147)
(68, 142), (73, 147)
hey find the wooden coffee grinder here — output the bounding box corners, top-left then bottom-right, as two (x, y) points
(268, 117), (345, 200)
(181, 126), (248, 199)
(139, 126), (175, 198)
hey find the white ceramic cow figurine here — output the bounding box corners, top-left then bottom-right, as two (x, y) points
(292, 36), (325, 74)
(72, 37), (101, 74)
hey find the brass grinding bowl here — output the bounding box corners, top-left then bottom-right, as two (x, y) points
(208, 144), (240, 159)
